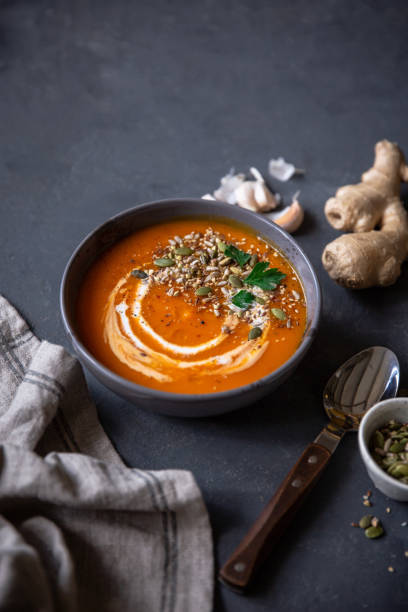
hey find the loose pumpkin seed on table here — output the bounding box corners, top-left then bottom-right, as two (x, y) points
(359, 515), (372, 529)
(365, 525), (384, 539)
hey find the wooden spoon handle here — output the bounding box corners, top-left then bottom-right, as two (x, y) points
(219, 442), (331, 591)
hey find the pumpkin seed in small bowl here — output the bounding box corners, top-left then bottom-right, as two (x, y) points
(358, 398), (408, 502)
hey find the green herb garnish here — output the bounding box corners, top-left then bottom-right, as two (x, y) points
(231, 290), (255, 310)
(245, 262), (286, 291)
(224, 244), (251, 268)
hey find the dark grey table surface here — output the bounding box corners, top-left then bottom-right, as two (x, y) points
(1, 1), (408, 610)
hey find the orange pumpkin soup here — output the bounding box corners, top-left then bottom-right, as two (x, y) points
(76, 218), (307, 394)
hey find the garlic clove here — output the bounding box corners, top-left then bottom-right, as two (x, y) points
(253, 180), (278, 210)
(235, 181), (258, 211)
(268, 197), (304, 233)
(249, 166), (265, 182)
(213, 170), (246, 204)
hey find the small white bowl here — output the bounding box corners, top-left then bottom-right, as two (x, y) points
(358, 397), (408, 502)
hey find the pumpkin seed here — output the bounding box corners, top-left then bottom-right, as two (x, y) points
(359, 515), (372, 529)
(216, 240), (227, 253)
(255, 296), (266, 305)
(389, 441), (405, 453)
(249, 253), (258, 267)
(370, 420), (408, 482)
(382, 456), (398, 467)
(271, 308), (286, 320)
(365, 526), (384, 539)
(195, 286), (212, 296)
(131, 269), (148, 279)
(372, 430), (385, 449)
(154, 258), (175, 267)
(388, 462), (408, 478)
(175, 247), (193, 256)
(229, 275), (243, 288)
(248, 327), (262, 341)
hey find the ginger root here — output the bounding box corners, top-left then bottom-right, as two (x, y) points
(322, 140), (408, 288)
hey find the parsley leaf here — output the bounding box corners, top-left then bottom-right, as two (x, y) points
(224, 244), (251, 267)
(245, 262), (286, 291)
(231, 290), (255, 310)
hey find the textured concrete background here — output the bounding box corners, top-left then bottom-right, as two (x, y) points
(1, 1), (408, 610)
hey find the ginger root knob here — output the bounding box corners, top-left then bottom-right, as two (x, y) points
(322, 140), (408, 289)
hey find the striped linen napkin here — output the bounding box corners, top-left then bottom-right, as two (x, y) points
(0, 295), (213, 612)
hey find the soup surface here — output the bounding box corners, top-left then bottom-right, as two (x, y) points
(77, 218), (307, 394)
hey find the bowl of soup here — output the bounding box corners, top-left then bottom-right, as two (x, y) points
(60, 199), (321, 417)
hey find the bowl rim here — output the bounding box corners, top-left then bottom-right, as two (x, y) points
(60, 198), (321, 402)
(358, 397), (408, 491)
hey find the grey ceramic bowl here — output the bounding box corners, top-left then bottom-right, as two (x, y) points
(60, 199), (321, 417)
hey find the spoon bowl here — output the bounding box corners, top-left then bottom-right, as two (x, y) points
(323, 346), (400, 432)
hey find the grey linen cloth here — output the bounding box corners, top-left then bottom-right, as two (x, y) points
(0, 295), (213, 612)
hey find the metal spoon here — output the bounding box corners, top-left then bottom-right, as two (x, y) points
(219, 346), (399, 591)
